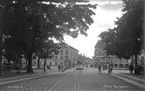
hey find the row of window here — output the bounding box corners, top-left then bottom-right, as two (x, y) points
(114, 64), (129, 68)
(60, 49), (69, 55)
(54, 55), (69, 59)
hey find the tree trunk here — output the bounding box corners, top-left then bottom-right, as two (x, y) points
(25, 58), (28, 69)
(134, 54), (138, 74)
(44, 58), (46, 73)
(0, 8), (5, 76)
(37, 58), (40, 69)
(26, 52), (33, 73)
(135, 55), (138, 68)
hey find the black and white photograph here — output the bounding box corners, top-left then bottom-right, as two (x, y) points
(0, 0), (145, 91)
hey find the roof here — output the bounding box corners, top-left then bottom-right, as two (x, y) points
(68, 45), (79, 52)
(58, 42), (79, 52)
(95, 40), (106, 50)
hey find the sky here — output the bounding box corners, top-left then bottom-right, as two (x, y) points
(64, 0), (123, 58)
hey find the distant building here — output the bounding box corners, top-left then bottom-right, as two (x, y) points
(32, 43), (79, 69)
(94, 40), (106, 64)
(94, 40), (129, 68)
(94, 40), (106, 58)
(109, 56), (129, 68)
(53, 43), (79, 68)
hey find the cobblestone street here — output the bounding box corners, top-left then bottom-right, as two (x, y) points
(0, 67), (144, 91)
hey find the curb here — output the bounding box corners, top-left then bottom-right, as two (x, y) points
(117, 73), (145, 82)
(111, 74), (145, 90)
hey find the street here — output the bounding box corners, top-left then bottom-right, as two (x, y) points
(0, 67), (144, 91)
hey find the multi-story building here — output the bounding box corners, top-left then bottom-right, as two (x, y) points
(32, 43), (79, 69)
(94, 40), (129, 68)
(94, 40), (106, 64)
(108, 55), (129, 68)
(52, 43), (79, 68)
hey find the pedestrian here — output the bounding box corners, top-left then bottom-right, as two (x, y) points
(60, 63), (63, 72)
(15, 64), (20, 74)
(98, 64), (101, 74)
(110, 64), (113, 73)
(108, 64), (112, 74)
(58, 64), (61, 72)
(129, 64), (134, 74)
(61, 64), (64, 72)
(47, 65), (51, 70)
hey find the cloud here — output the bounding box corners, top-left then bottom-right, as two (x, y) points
(96, 22), (114, 28)
(91, 0), (122, 2)
(99, 3), (123, 11)
(64, 1), (123, 57)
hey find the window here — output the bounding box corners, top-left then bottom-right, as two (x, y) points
(52, 55), (54, 58)
(61, 56), (63, 59)
(66, 49), (68, 54)
(55, 56), (57, 59)
(114, 64), (117, 67)
(125, 64), (129, 68)
(119, 64), (123, 68)
(55, 62), (57, 65)
(66, 56), (68, 59)
(60, 50), (63, 55)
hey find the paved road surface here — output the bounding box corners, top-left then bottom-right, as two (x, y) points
(0, 67), (144, 91)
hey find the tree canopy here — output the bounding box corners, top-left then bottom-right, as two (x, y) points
(0, 0), (97, 73)
(98, 0), (144, 60)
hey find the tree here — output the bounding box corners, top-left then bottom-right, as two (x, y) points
(0, 0), (14, 76)
(99, 0), (144, 74)
(36, 40), (59, 72)
(116, 0), (143, 67)
(2, 0), (97, 73)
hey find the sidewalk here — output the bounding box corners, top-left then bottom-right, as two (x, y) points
(110, 69), (145, 90)
(0, 66), (58, 78)
(0, 66), (76, 85)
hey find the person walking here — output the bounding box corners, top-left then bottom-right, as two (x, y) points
(15, 64), (20, 74)
(61, 64), (64, 72)
(98, 64), (101, 74)
(108, 64), (112, 74)
(60, 63), (63, 72)
(129, 64), (134, 74)
(58, 64), (61, 72)
(110, 64), (113, 73)
(47, 64), (51, 70)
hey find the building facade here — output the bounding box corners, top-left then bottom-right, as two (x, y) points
(94, 40), (129, 68)
(108, 56), (129, 68)
(53, 43), (79, 68)
(94, 40), (107, 65)
(31, 43), (79, 69)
